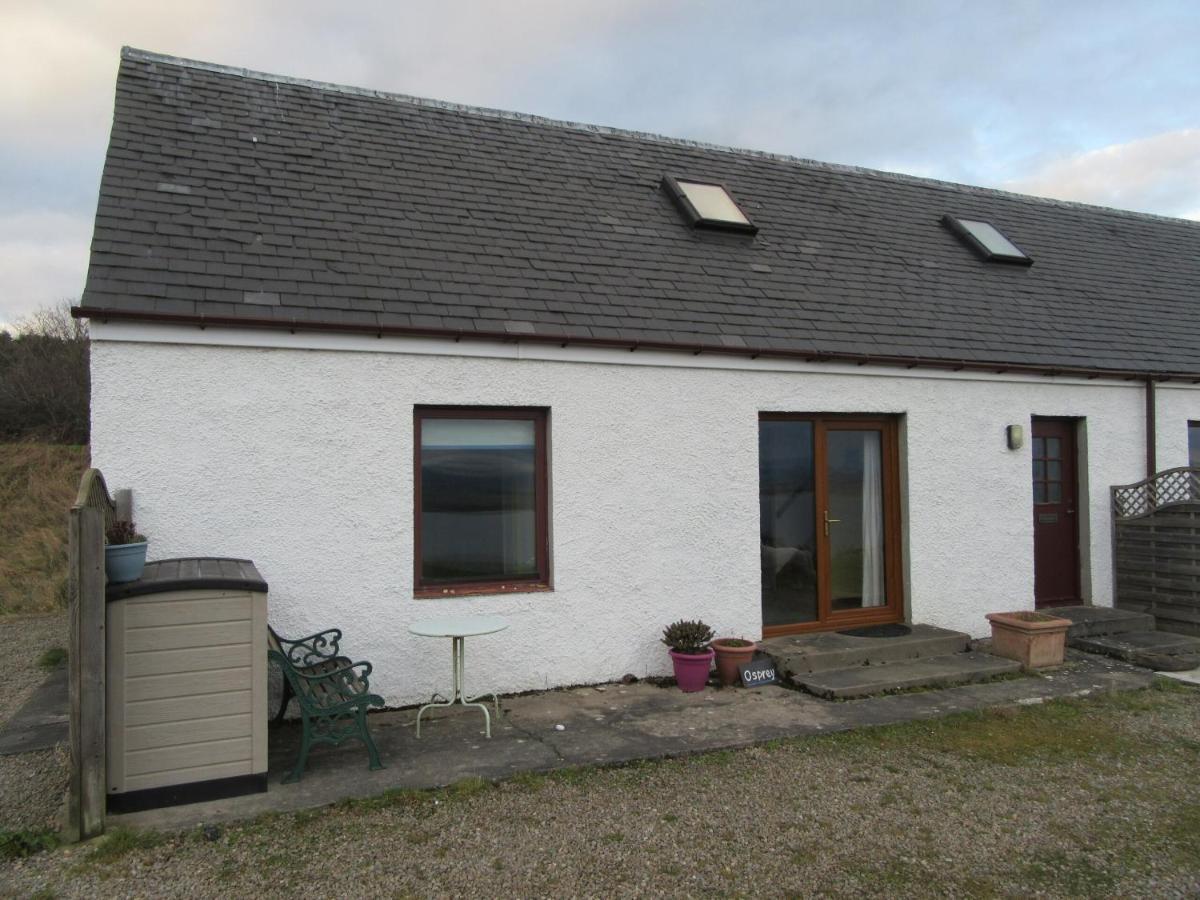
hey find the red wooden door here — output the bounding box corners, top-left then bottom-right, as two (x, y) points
(1032, 418), (1081, 607)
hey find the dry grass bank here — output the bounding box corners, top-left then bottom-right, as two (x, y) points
(0, 443), (89, 614)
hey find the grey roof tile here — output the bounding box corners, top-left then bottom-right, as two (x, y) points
(79, 49), (1200, 375)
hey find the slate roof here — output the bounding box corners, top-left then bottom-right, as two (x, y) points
(79, 47), (1200, 376)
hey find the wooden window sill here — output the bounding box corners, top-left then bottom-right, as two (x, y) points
(414, 582), (553, 600)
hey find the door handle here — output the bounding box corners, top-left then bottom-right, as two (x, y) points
(824, 509), (841, 536)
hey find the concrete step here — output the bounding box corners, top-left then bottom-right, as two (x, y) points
(761, 624), (969, 677)
(1048, 606), (1157, 638)
(1070, 631), (1200, 672)
(792, 652), (1023, 700)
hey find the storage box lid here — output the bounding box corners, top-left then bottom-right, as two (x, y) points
(106, 557), (268, 601)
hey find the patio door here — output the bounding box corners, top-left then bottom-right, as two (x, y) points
(759, 415), (903, 636)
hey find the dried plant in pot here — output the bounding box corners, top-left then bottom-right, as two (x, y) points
(710, 637), (759, 686)
(104, 519), (148, 584)
(661, 619), (715, 692)
(985, 610), (1071, 670)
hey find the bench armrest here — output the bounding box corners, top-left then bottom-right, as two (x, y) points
(276, 628), (343, 666)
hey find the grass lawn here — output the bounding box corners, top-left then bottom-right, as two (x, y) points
(2, 680), (1197, 898)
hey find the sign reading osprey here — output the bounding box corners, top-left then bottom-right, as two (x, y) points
(739, 657), (779, 688)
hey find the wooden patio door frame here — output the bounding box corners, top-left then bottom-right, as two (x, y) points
(761, 414), (905, 637)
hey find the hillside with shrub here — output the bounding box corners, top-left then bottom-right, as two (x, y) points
(0, 443), (90, 614)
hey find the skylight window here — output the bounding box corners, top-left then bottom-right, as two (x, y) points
(663, 176), (758, 234)
(943, 215), (1032, 265)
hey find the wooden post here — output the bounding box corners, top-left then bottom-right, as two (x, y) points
(65, 472), (112, 841)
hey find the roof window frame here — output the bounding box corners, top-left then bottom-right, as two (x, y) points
(942, 215), (1033, 265)
(662, 175), (759, 235)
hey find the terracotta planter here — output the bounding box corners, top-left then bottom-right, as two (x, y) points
(710, 638), (758, 686)
(668, 649), (714, 692)
(985, 611), (1071, 669)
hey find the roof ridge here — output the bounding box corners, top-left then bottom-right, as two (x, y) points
(121, 45), (1199, 229)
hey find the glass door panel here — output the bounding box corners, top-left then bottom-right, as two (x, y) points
(826, 429), (886, 612)
(758, 420), (818, 626)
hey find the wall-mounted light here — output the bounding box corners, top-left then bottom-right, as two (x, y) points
(1006, 424), (1024, 451)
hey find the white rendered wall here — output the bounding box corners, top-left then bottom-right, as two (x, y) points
(89, 326), (1200, 706)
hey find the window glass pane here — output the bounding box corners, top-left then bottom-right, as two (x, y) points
(759, 421), (817, 625)
(1045, 437), (1061, 459)
(678, 181), (751, 225)
(1033, 482), (1047, 503)
(827, 430), (887, 612)
(420, 417), (538, 584)
(1047, 460), (1061, 482)
(1032, 460), (1045, 480)
(1047, 482), (1061, 503)
(1190, 423), (1200, 468)
(957, 219), (1027, 259)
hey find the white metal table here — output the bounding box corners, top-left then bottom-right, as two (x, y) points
(410, 614), (509, 738)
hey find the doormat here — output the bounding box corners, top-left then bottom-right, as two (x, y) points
(838, 623), (912, 638)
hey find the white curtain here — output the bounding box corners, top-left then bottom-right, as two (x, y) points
(860, 434), (885, 607)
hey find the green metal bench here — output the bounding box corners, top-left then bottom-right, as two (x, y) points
(268, 626), (385, 783)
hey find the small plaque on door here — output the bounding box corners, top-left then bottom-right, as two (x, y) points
(1038, 513), (1058, 524)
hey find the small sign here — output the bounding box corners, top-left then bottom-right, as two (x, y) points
(739, 656), (779, 688)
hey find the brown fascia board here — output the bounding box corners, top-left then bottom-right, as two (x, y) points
(72, 306), (1199, 384)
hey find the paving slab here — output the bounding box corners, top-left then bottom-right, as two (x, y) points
(0, 667), (68, 756)
(111, 651), (1158, 833)
(1052, 606), (1156, 638)
(1071, 631), (1200, 671)
(1157, 666), (1200, 686)
(793, 651), (1022, 699)
(762, 624), (968, 675)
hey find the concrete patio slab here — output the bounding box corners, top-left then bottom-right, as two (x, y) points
(793, 651), (1021, 699)
(110, 650), (1162, 833)
(0, 667), (67, 756)
(1157, 666), (1200, 686)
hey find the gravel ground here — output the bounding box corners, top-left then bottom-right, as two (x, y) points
(0, 613), (69, 838)
(2, 680), (1198, 898)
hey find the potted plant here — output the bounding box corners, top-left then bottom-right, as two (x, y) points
(661, 619), (715, 692)
(985, 610), (1071, 670)
(710, 637), (759, 686)
(105, 519), (148, 584)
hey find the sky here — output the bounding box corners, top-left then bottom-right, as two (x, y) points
(2, 0), (1198, 328)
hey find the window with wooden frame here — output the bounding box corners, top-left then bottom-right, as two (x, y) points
(1190, 421), (1200, 468)
(414, 407), (550, 597)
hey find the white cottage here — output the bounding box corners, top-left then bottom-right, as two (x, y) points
(78, 48), (1200, 706)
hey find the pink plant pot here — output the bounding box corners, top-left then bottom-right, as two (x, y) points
(669, 649), (714, 692)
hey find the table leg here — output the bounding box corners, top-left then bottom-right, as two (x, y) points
(415, 636), (500, 739)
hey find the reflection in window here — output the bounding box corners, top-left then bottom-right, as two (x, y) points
(758, 421), (817, 626)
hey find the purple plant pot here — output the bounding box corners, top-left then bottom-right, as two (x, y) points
(669, 649), (714, 692)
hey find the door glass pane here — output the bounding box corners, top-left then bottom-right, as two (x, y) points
(827, 430), (887, 612)
(420, 418), (537, 583)
(1047, 460), (1061, 481)
(1046, 437), (1061, 459)
(1034, 482), (1047, 503)
(1047, 482), (1061, 503)
(759, 421), (817, 626)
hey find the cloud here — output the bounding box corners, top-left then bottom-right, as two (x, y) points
(1004, 130), (1200, 220)
(0, 210), (93, 328)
